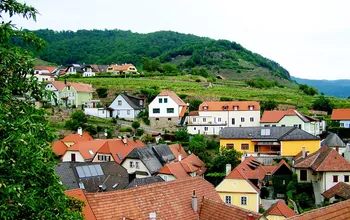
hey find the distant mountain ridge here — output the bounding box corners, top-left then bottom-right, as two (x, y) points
(27, 29), (291, 81)
(292, 76), (350, 98)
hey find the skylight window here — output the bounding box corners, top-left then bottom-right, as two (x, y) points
(88, 149), (94, 156)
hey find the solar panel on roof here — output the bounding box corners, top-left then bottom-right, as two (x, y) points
(94, 164), (104, 176)
(82, 166), (91, 177)
(88, 165), (97, 176)
(76, 166), (86, 178)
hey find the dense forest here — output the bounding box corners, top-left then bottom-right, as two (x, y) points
(28, 29), (291, 80)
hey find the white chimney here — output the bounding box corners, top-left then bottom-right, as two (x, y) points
(192, 190), (198, 212)
(149, 212), (156, 220)
(178, 154), (182, 161)
(122, 138), (127, 145)
(77, 127), (83, 136)
(302, 146), (306, 158)
(226, 164), (232, 176)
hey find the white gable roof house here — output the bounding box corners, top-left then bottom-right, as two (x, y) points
(148, 89), (188, 130)
(109, 92), (145, 120)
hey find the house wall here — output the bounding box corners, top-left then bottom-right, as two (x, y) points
(84, 108), (110, 118)
(295, 168), (314, 183)
(323, 172), (350, 192)
(62, 151), (85, 162)
(77, 92), (93, 106)
(61, 87), (78, 106)
(109, 94), (141, 120)
(149, 95), (180, 118)
(266, 215), (285, 220)
(83, 71), (96, 77)
(281, 140), (320, 157)
(121, 158), (151, 177)
(340, 120), (350, 128)
(216, 179), (259, 212)
(157, 174), (176, 182)
(92, 153), (115, 162)
(149, 117), (179, 130)
(45, 83), (59, 105)
(220, 139), (256, 153)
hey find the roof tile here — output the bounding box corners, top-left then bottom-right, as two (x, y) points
(264, 200), (296, 218)
(65, 189), (96, 220)
(331, 109), (350, 120)
(199, 101), (260, 111)
(322, 182), (350, 199)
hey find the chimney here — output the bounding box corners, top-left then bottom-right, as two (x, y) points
(302, 146), (306, 158)
(226, 164), (232, 176)
(192, 190), (198, 212)
(77, 127), (83, 136)
(149, 212), (156, 220)
(122, 137), (127, 145)
(178, 154), (182, 161)
(246, 212), (254, 220)
(64, 78), (67, 85)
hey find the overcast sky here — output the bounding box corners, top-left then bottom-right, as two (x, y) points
(6, 0), (350, 80)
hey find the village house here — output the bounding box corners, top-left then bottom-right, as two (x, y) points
(219, 127), (320, 157)
(65, 177), (262, 220)
(81, 64), (99, 77)
(45, 80), (94, 106)
(294, 146), (350, 205)
(106, 63), (138, 74)
(331, 108), (350, 128)
(148, 89), (188, 130)
(322, 182), (350, 203)
(187, 101), (260, 135)
(108, 92), (145, 120)
(321, 132), (346, 155)
(263, 200), (296, 220)
(29, 66), (56, 82)
(260, 109), (324, 136)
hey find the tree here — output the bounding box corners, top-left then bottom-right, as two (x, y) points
(131, 121), (140, 135)
(261, 99), (277, 111)
(174, 127), (190, 142)
(96, 87), (108, 98)
(188, 134), (207, 155)
(189, 99), (203, 111)
(312, 95), (334, 114)
(0, 1), (83, 219)
(65, 110), (88, 131)
(208, 148), (242, 173)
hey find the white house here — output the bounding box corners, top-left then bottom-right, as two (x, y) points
(27, 66), (56, 82)
(186, 101), (260, 135)
(294, 146), (350, 205)
(148, 89), (188, 130)
(331, 109), (350, 128)
(82, 64), (98, 77)
(260, 109), (324, 136)
(109, 93), (145, 120)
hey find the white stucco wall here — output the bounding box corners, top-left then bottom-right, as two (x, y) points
(157, 174), (176, 182)
(149, 95), (180, 118)
(340, 120), (350, 128)
(323, 172), (350, 192)
(84, 108), (110, 118)
(109, 94), (141, 120)
(62, 151), (85, 162)
(121, 158), (151, 177)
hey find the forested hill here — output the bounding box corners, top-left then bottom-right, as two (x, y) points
(30, 29), (291, 80)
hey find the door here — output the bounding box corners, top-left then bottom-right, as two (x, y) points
(254, 145), (259, 153)
(71, 153), (76, 162)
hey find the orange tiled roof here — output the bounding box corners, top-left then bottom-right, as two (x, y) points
(85, 177), (221, 220)
(52, 140), (68, 156)
(264, 200), (296, 218)
(108, 64), (135, 72)
(68, 140), (107, 160)
(158, 89), (187, 106)
(179, 106), (187, 117)
(50, 81), (94, 93)
(263, 165), (276, 174)
(65, 189), (96, 220)
(62, 132), (94, 143)
(158, 163), (190, 179)
(294, 146), (350, 171)
(199, 197), (261, 220)
(226, 168), (260, 193)
(34, 66), (56, 73)
(271, 159), (291, 175)
(331, 109), (350, 120)
(168, 144), (188, 161)
(261, 109), (318, 123)
(188, 111), (199, 116)
(199, 101), (260, 111)
(322, 182), (350, 199)
(287, 199), (350, 220)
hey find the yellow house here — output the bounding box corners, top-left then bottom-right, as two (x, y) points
(106, 63), (138, 74)
(220, 127), (320, 157)
(216, 168), (260, 213)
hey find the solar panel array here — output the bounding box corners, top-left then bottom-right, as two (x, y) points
(76, 164), (104, 178)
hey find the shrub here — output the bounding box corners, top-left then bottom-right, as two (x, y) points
(96, 87), (108, 98)
(136, 129), (144, 136)
(119, 127), (133, 132)
(220, 97), (233, 101)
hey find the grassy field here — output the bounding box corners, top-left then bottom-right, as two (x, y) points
(65, 76), (350, 109)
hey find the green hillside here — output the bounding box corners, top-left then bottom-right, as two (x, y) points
(30, 29), (290, 81)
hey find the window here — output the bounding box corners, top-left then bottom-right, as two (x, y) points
(104, 156), (111, 161)
(204, 127), (208, 131)
(226, 144), (234, 149)
(159, 98), (163, 103)
(67, 86), (71, 90)
(294, 124), (301, 129)
(264, 124), (270, 127)
(225, 196), (231, 204)
(68, 92), (71, 97)
(193, 118), (197, 122)
(98, 155), (103, 161)
(249, 106), (254, 110)
(139, 100), (143, 106)
(241, 196), (247, 205)
(223, 106), (228, 111)
(203, 106), (208, 111)
(333, 175), (338, 183)
(194, 127), (196, 130)
(272, 125), (276, 127)
(64, 93), (67, 97)
(156, 118), (159, 121)
(164, 98), (168, 103)
(162, 175), (168, 181)
(218, 118), (221, 122)
(129, 161), (134, 168)
(281, 124), (285, 127)
(300, 170), (307, 181)
(250, 117), (254, 122)
(135, 161), (139, 169)
(203, 118), (207, 123)
(241, 144), (249, 150)
(340, 123), (344, 127)
(118, 100), (122, 105)
(127, 110), (130, 115)
(167, 108), (174, 113)
(241, 117), (245, 122)
(117, 110), (120, 115)
(234, 106), (238, 111)
(345, 175), (349, 182)
(72, 92), (75, 97)
(153, 108), (160, 113)
(168, 118), (171, 121)
(232, 118), (235, 125)
(71, 153), (76, 162)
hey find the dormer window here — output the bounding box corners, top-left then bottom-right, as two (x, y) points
(234, 106), (238, 111)
(203, 106), (208, 111)
(139, 100), (143, 106)
(249, 105), (254, 110)
(223, 106), (228, 111)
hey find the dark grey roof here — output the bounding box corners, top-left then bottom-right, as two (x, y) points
(126, 146), (163, 174)
(81, 64), (98, 72)
(97, 65), (108, 72)
(152, 144), (176, 164)
(321, 132), (346, 147)
(120, 93), (145, 110)
(55, 162), (129, 192)
(125, 176), (164, 189)
(220, 127), (319, 141)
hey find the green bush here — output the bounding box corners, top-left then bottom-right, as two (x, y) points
(119, 127), (133, 132)
(96, 87), (108, 98)
(220, 97), (233, 101)
(136, 129), (144, 136)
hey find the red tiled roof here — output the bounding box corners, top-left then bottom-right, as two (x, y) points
(263, 165), (276, 174)
(188, 111), (199, 116)
(264, 200), (296, 218)
(52, 140), (68, 156)
(168, 144), (189, 161)
(62, 132), (94, 143)
(179, 106), (187, 117)
(322, 182), (350, 199)
(331, 109), (350, 120)
(158, 89), (187, 106)
(85, 177), (221, 220)
(65, 189), (96, 220)
(261, 109), (318, 123)
(199, 101), (260, 111)
(294, 146), (350, 171)
(271, 159), (291, 175)
(226, 168), (260, 193)
(287, 199), (350, 220)
(158, 163), (190, 179)
(199, 197), (261, 220)
(68, 140), (106, 160)
(181, 154), (206, 175)
(34, 66), (56, 73)
(50, 81), (94, 93)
